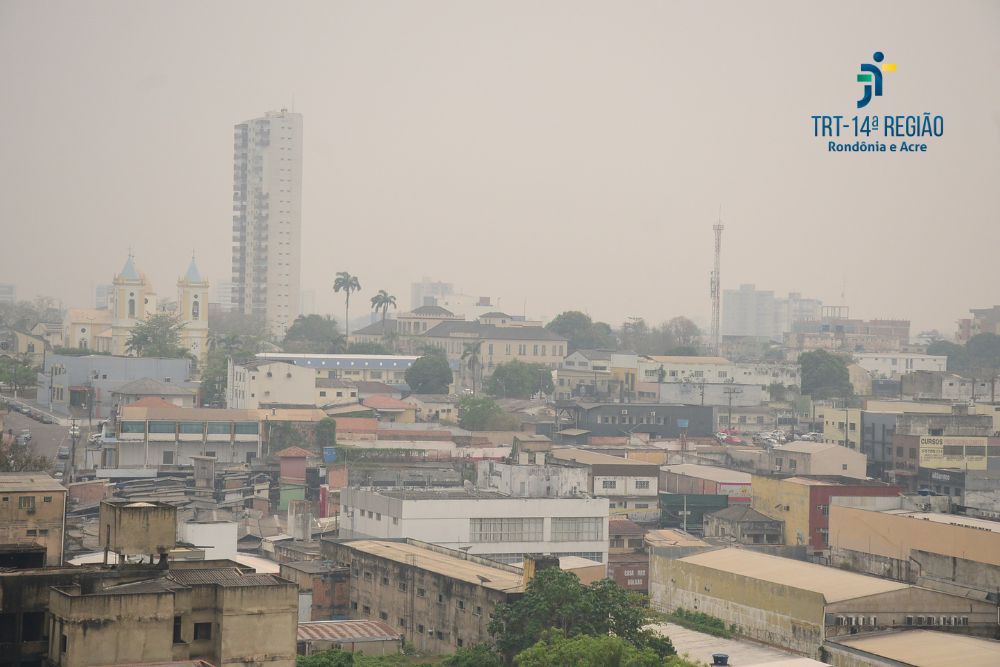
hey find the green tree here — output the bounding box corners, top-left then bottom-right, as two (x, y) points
(927, 339), (967, 371)
(546, 311), (617, 352)
(461, 341), (482, 394)
(346, 341), (391, 355)
(200, 331), (267, 407)
(333, 271), (362, 338)
(442, 644), (503, 667)
(1, 353), (37, 393)
(457, 395), (518, 431)
(295, 649), (354, 667)
(662, 316), (701, 349)
(125, 314), (191, 359)
(799, 349), (852, 399)
(0, 432), (53, 473)
(489, 568), (659, 662)
(405, 349), (453, 394)
(514, 632), (670, 667)
(315, 417), (337, 449)
(486, 360), (554, 398)
(283, 315), (345, 354)
(370, 289), (398, 343)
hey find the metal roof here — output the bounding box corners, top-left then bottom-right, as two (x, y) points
(678, 548), (909, 603)
(168, 568), (287, 587)
(831, 629), (1000, 666)
(661, 464), (751, 484)
(0, 473), (66, 493)
(297, 619), (401, 643)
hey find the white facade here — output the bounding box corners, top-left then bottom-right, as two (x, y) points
(476, 461), (590, 498)
(638, 356), (800, 388)
(723, 284), (822, 341)
(854, 353), (947, 378)
(341, 488), (610, 564)
(179, 520), (238, 560)
(232, 109), (303, 338)
(226, 359), (316, 409)
(591, 475), (658, 499)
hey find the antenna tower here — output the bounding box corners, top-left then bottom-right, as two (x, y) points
(710, 219), (724, 354)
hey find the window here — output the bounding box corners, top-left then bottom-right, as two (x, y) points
(148, 421), (176, 434)
(398, 581), (407, 592)
(474, 606), (482, 615)
(362, 605), (371, 615)
(43, 496), (52, 503)
(458, 599), (466, 610)
(319, 391), (327, 397)
(469, 518), (543, 542)
(61, 634), (67, 653)
(417, 624), (425, 634)
(179, 422), (203, 434)
(163, 451), (175, 465)
(194, 623), (212, 641)
(206, 422), (231, 435)
(379, 611), (388, 620)
(18, 496), (35, 510)
(602, 480), (617, 489)
(234, 422), (259, 435)
(351, 601), (358, 610)
(635, 480), (650, 489)
(381, 575), (389, 585)
(457, 638), (464, 647)
(120, 421), (146, 434)
(417, 587), (426, 597)
(363, 572), (373, 582)
(552, 517), (603, 541)
(173, 616), (183, 643)
(399, 618), (406, 627)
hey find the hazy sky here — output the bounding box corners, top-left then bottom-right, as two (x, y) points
(1, 1), (998, 335)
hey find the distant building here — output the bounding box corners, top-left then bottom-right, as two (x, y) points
(786, 314), (910, 355)
(0, 283), (15, 305)
(254, 353), (426, 387)
(703, 505), (783, 545)
(0, 474), (67, 565)
(854, 352), (947, 378)
(660, 464), (752, 503)
(94, 284), (113, 309)
(957, 305), (1000, 343)
(232, 109), (303, 338)
(901, 370), (994, 402)
(769, 441), (868, 479)
(722, 284), (822, 341)
(410, 278), (454, 310)
(209, 280), (236, 313)
(554, 401), (716, 439)
(340, 488), (610, 564)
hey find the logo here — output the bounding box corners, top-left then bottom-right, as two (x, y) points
(857, 51), (896, 108)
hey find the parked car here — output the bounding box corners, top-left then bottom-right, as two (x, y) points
(57, 445), (70, 459)
(18, 429), (31, 443)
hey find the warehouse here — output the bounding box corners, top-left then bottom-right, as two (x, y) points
(825, 629), (1000, 667)
(649, 547), (997, 657)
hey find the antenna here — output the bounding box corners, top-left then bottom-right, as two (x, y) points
(710, 214), (724, 355)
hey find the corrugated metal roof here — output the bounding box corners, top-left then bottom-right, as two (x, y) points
(168, 568), (286, 587)
(661, 464), (751, 484)
(297, 619), (401, 643)
(831, 629), (1000, 666)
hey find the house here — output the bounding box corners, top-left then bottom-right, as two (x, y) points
(703, 504), (783, 545)
(0, 326), (48, 367)
(227, 359), (317, 409)
(649, 547), (998, 657)
(547, 445), (660, 521)
(405, 394), (460, 423)
(0, 473), (67, 565)
(362, 395), (417, 423)
(769, 441), (868, 479)
(321, 538), (525, 655)
(111, 377), (198, 409)
(297, 619), (402, 656)
(340, 487), (609, 564)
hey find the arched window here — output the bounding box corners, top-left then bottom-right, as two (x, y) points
(192, 300), (200, 320)
(128, 298), (135, 318)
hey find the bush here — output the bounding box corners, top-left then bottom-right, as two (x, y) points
(666, 608), (731, 638)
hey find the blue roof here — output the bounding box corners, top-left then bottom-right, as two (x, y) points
(183, 257), (203, 283)
(119, 255), (140, 280)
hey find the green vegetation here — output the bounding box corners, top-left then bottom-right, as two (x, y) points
(618, 317), (702, 356)
(201, 328), (268, 407)
(333, 271), (362, 338)
(404, 349), (453, 395)
(928, 333), (1000, 380)
(513, 632), (698, 667)
(283, 314), (345, 354)
(0, 353), (37, 391)
(486, 360), (554, 398)
(295, 649), (441, 667)
(665, 608), (731, 638)
(347, 341), (392, 355)
(545, 311), (617, 352)
(124, 313), (191, 360)
(456, 395), (519, 431)
(798, 349), (852, 399)
(0, 296), (63, 332)
(315, 417), (337, 448)
(461, 341), (482, 394)
(0, 433), (53, 473)
(370, 289), (398, 347)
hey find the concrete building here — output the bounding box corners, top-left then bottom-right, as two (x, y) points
(770, 441), (868, 479)
(660, 464), (752, 503)
(227, 358), (316, 409)
(111, 405), (262, 468)
(750, 475), (900, 551)
(38, 353), (194, 419)
(340, 488), (610, 564)
(853, 353), (947, 378)
(786, 315), (910, 356)
(547, 446), (659, 521)
(232, 109), (303, 338)
(649, 548), (998, 657)
(554, 401), (716, 439)
(722, 284), (822, 341)
(637, 356), (801, 390)
(703, 505), (783, 545)
(957, 305), (1000, 343)
(887, 409), (996, 489)
(476, 459), (590, 498)
(111, 377), (198, 409)
(297, 619), (402, 656)
(209, 280), (236, 314)
(254, 353), (424, 388)
(410, 278), (454, 310)
(900, 371), (995, 402)
(322, 538), (525, 654)
(826, 629), (1000, 667)
(0, 473), (67, 565)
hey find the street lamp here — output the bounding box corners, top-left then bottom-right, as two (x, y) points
(68, 419), (80, 484)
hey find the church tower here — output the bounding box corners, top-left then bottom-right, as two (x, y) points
(177, 255), (209, 366)
(110, 253), (155, 356)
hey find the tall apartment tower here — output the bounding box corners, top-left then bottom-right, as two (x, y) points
(231, 109), (303, 338)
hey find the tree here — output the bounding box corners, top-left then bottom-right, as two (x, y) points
(546, 311), (617, 352)
(346, 341), (391, 355)
(200, 329), (267, 407)
(461, 341), (482, 394)
(125, 314), (191, 359)
(1, 353), (37, 393)
(486, 360), (554, 399)
(333, 271), (362, 338)
(405, 349), (453, 394)
(663, 317), (701, 349)
(0, 431), (53, 473)
(513, 632), (670, 667)
(618, 317), (652, 354)
(799, 349), (852, 399)
(370, 289), (398, 343)
(283, 315), (345, 353)
(442, 645), (503, 667)
(489, 567), (660, 662)
(457, 395), (518, 431)
(315, 417), (337, 449)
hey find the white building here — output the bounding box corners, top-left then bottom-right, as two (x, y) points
(722, 284), (822, 341)
(232, 109), (303, 338)
(853, 353), (947, 378)
(638, 356), (800, 389)
(227, 358), (359, 408)
(476, 460), (590, 498)
(340, 488), (610, 564)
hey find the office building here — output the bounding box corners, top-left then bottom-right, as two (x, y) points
(232, 109), (303, 338)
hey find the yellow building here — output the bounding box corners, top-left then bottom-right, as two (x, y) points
(0, 473), (67, 565)
(817, 405), (862, 449)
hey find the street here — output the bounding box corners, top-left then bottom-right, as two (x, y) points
(2, 406), (94, 475)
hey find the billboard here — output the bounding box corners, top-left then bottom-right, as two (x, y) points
(919, 436), (987, 470)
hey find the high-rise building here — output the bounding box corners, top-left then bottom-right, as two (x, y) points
(410, 278), (453, 310)
(231, 109), (303, 338)
(95, 284), (113, 309)
(723, 284), (822, 342)
(209, 280), (235, 314)
(0, 283), (15, 305)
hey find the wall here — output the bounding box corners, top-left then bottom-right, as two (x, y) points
(476, 461), (589, 497)
(0, 488), (66, 566)
(751, 476), (811, 547)
(100, 502), (176, 557)
(179, 521), (237, 560)
(217, 583), (298, 667)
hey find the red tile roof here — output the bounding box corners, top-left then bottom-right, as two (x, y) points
(274, 446), (315, 458)
(332, 417), (378, 433)
(362, 395), (414, 411)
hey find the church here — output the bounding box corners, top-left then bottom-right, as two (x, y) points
(62, 254), (209, 365)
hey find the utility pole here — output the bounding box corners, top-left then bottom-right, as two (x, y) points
(724, 386), (743, 432)
(710, 219), (724, 355)
(68, 419), (80, 484)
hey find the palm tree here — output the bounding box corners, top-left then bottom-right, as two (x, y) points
(461, 341), (482, 394)
(370, 289), (398, 342)
(333, 271), (362, 339)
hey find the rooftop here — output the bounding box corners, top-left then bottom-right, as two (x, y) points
(881, 509), (1000, 534)
(423, 321), (565, 342)
(773, 441), (850, 455)
(280, 560), (338, 574)
(342, 540), (524, 593)
(644, 529), (709, 549)
(362, 395), (413, 411)
(708, 505), (780, 523)
(274, 446), (316, 458)
(168, 567), (287, 587)
(297, 619), (401, 643)
(410, 304), (455, 317)
(609, 518), (645, 536)
(678, 548), (909, 603)
(0, 473), (66, 493)
(365, 488), (509, 501)
(113, 377), (197, 396)
(549, 446), (658, 467)
(831, 629), (1000, 667)
(662, 464), (751, 484)
(646, 355), (731, 365)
